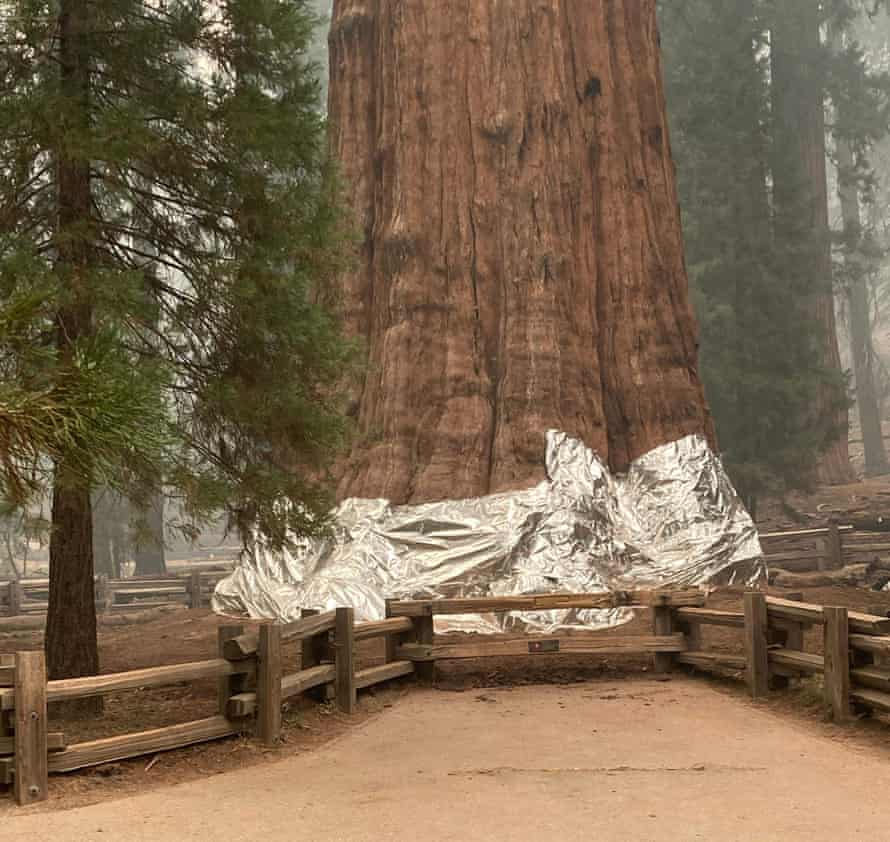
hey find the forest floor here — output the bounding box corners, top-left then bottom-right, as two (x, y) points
(758, 469), (890, 530)
(5, 678), (890, 840)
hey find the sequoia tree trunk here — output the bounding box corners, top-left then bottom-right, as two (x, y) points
(329, 0), (715, 503)
(771, 2), (853, 485)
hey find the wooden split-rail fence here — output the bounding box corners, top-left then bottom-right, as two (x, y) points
(761, 524), (890, 573)
(0, 567), (234, 619)
(3, 586), (890, 806)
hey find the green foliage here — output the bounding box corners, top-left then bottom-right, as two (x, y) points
(660, 0), (852, 507)
(0, 0), (356, 545)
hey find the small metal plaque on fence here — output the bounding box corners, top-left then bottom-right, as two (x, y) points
(528, 639), (560, 653)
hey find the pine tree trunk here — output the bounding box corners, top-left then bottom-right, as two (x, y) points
(329, 0), (715, 504)
(46, 0), (102, 702)
(771, 1), (853, 485)
(133, 494), (166, 576)
(836, 135), (888, 476)
(46, 476), (99, 702)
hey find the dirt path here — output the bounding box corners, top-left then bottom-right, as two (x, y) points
(6, 677), (890, 841)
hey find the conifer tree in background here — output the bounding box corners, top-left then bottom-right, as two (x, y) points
(770, 0), (854, 485)
(0, 0), (353, 692)
(660, 0), (842, 514)
(827, 8), (890, 476)
(660, 0), (890, 510)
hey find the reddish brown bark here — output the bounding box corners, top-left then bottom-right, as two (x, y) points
(329, 0), (715, 504)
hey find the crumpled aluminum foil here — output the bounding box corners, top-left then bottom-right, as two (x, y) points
(212, 431), (764, 632)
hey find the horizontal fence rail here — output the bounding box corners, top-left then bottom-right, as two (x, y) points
(387, 589), (706, 617)
(761, 523), (890, 580)
(395, 634), (686, 661)
(0, 567), (235, 621)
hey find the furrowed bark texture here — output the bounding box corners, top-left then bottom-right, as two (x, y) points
(329, 0), (715, 504)
(771, 2), (853, 485)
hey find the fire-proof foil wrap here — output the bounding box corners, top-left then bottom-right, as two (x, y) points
(212, 432), (763, 631)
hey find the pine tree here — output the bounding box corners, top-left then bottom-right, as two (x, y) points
(0, 0), (354, 689)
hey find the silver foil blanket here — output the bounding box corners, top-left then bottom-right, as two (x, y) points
(212, 432), (764, 632)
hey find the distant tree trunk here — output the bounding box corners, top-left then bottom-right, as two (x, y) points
(329, 0), (715, 503)
(91, 495), (116, 579)
(92, 489), (127, 579)
(836, 135), (888, 476)
(133, 493), (166, 576)
(45, 0), (102, 704)
(771, 1), (853, 485)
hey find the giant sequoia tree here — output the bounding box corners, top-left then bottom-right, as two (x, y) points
(329, 0), (715, 504)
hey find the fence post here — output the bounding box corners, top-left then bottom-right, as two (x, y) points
(826, 523), (843, 570)
(335, 607), (356, 714)
(653, 596), (674, 674)
(189, 570), (203, 609)
(743, 592), (769, 699)
(301, 608), (334, 702)
(823, 606), (851, 723)
(14, 650), (47, 805)
(410, 605), (436, 684)
(8, 581), (21, 617)
(218, 624), (245, 718)
(257, 624), (282, 745)
(384, 599), (398, 664)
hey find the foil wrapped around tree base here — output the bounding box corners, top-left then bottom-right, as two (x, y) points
(212, 431), (763, 632)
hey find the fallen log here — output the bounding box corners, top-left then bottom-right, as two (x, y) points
(848, 517), (890, 533)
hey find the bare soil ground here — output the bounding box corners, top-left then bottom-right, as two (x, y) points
(6, 679), (890, 841)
